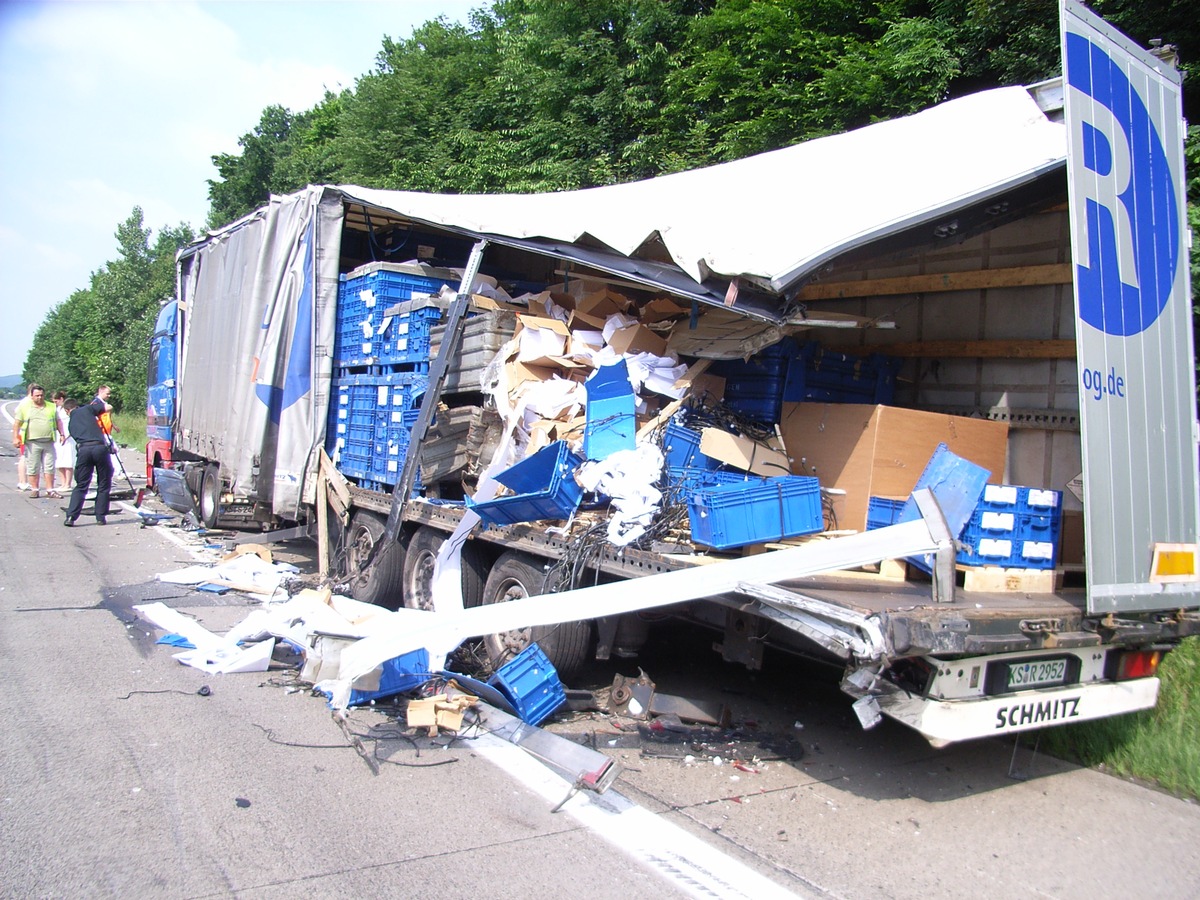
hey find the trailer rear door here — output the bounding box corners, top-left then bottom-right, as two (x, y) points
(1062, 0), (1200, 613)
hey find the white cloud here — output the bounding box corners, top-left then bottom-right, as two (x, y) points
(0, 0), (478, 372)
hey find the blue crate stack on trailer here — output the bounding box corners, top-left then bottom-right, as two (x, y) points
(330, 263), (451, 492)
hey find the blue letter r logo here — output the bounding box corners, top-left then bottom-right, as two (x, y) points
(1066, 33), (1180, 337)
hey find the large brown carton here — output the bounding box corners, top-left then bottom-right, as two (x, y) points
(779, 403), (1008, 532)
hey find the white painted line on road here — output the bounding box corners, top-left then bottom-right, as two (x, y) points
(116, 500), (219, 563)
(471, 733), (806, 899)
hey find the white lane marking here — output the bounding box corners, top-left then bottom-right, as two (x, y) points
(116, 500), (218, 562)
(471, 733), (806, 899)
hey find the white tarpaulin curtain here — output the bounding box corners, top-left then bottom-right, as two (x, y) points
(337, 85), (1066, 292)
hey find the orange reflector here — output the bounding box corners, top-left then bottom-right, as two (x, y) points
(1113, 650), (1162, 681)
(1150, 543), (1199, 583)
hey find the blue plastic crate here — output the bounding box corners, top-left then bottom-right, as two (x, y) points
(666, 466), (749, 494)
(866, 496), (906, 530)
(784, 342), (899, 405)
(347, 649), (431, 706)
(712, 340), (794, 422)
(488, 643), (566, 725)
(976, 484), (1063, 517)
(335, 294), (382, 366)
(957, 534), (1058, 570)
(377, 303), (443, 365)
(688, 475), (822, 550)
(342, 266), (447, 305)
(662, 422), (719, 470)
(468, 442), (585, 527)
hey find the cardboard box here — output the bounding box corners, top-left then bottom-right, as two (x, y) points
(641, 296), (690, 324)
(608, 323), (669, 357)
(515, 315), (571, 364)
(699, 428), (791, 477)
(778, 403), (1008, 532)
(575, 287), (631, 318)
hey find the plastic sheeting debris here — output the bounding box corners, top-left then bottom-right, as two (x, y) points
(156, 553), (300, 599)
(576, 444), (664, 545)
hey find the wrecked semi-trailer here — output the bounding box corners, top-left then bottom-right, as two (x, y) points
(147, 5), (1200, 746)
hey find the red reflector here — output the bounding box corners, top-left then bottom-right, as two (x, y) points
(1114, 650), (1162, 680)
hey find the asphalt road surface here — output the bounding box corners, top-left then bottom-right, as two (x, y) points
(2, 442), (1199, 898)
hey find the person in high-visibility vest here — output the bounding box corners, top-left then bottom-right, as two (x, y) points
(95, 385), (120, 445)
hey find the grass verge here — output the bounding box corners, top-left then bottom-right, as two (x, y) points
(111, 410), (147, 456)
(1041, 636), (1200, 800)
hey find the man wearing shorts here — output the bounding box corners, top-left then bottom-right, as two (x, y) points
(11, 383), (63, 499)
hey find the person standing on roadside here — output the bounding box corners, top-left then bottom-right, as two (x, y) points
(95, 385), (120, 443)
(14, 384), (33, 491)
(64, 392), (114, 527)
(11, 383), (63, 499)
(55, 397), (78, 495)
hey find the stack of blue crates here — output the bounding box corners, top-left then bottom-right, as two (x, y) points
(956, 485), (1062, 570)
(330, 263), (448, 490)
(377, 298), (446, 368)
(328, 379), (377, 479)
(711, 341), (795, 423)
(784, 344), (900, 405)
(335, 263), (448, 368)
(713, 339), (899, 423)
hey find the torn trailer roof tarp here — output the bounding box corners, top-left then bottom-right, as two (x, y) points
(335, 84), (1066, 299)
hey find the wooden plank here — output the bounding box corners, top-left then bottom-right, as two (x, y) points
(319, 449), (352, 511)
(316, 466), (329, 577)
(960, 566), (1056, 594)
(827, 339), (1076, 359)
(796, 264), (1072, 301)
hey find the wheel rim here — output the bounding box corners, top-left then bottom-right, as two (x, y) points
(200, 470), (218, 525)
(484, 579), (532, 663)
(347, 523), (374, 589)
(408, 548), (437, 611)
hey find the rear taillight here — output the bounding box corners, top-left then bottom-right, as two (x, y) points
(1109, 649), (1163, 681)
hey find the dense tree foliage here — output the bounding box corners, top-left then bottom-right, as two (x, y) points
(204, 0), (1198, 219)
(22, 210), (192, 410)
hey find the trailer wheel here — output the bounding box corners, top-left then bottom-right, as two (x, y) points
(480, 551), (591, 680)
(198, 466), (221, 529)
(345, 511), (407, 610)
(402, 525), (486, 611)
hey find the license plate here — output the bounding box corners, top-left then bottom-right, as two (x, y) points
(1004, 658), (1069, 690)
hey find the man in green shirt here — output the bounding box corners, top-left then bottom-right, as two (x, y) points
(12, 383), (64, 499)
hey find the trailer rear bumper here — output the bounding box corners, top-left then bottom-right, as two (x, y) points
(853, 676), (1160, 748)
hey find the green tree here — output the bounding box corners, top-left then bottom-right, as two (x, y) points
(207, 96), (350, 229)
(23, 209), (192, 410)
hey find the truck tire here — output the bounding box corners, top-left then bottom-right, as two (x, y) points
(480, 551), (591, 681)
(345, 511), (407, 610)
(402, 525), (486, 611)
(199, 466), (221, 529)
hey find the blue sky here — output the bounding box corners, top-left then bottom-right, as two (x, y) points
(0, 0), (480, 376)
